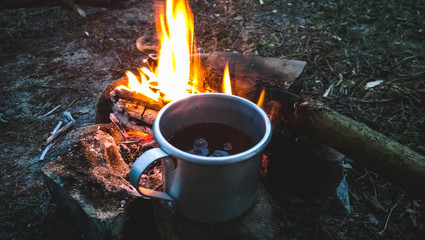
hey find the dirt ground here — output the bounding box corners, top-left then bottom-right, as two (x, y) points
(1, 0), (424, 239)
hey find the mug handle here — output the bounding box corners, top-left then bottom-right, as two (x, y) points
(129, 148), (176, 206)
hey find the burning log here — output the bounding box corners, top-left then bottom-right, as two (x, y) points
(108, 87), (168, 133)
(111, 88), (169, 113)
(95, 52), (307, 124)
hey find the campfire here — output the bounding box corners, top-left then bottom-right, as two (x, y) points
(108, 0), (251, 139)
(40, 0), (425, 238)
(108, 55), (238, 137)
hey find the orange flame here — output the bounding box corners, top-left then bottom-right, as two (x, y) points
(155, 0), (200, 101)
(222, 62), (232, 95)
(118, 0), (233, 102)
(116, 0), (200, 102)
(257, 88), (266, 108)
(116, 71), (160, 101)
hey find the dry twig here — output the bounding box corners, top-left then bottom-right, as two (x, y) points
(378, 202), (399, 235)
(42, 105), (61, 117)
(46, 112), (75, 144)
(40, 111), (75, 161)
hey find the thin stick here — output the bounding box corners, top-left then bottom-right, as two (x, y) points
(42, 105), (61, 117)
(65, 99), (78, 110)
(46, 121), (75, 144)
(40, 120), (64, 160)
(378, 202), (399, 235)
(63, 111), (75, 122)
(39, 140), (57, 161)
(119, 184), (142, 198)
(51, 121), (63, 134)
(113, 51), (122, 65)
(46, 111), (75, 144)
(0, 113), (7, 123)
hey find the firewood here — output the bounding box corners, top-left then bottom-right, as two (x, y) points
(289, 98), (425, 199)
(110, 88), (169, 113)
(41, 112), (75, 161)
(97, 51), (425, 197)
(262, 88), (425, 199)
(95, 52), (306, 124)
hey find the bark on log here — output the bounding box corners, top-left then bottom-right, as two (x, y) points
(111, 88), (169, 113)
(288, 98), (425, 199)
(114, 98), (158, 125)
(0, 0), (127, 9)
(259, 89), (425, 198)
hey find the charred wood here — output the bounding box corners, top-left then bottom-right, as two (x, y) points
(110, 88), (169, 113)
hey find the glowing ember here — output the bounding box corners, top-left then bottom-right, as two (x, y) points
(126, 128), (154, 140)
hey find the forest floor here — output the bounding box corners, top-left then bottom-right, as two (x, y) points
(1, 0), (424, 239)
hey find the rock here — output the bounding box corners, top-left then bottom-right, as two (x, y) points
(41, 124), (159, 240)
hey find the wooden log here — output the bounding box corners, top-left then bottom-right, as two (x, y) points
(96, 77), (128, 124)
(0, 0), (127, 9)
(202, 52), (306, 91)
(259, 89), (425, 198)
(288, 98), (425, 199)
(108, 88), (166, 130)
(113, 98), (158, 125)
(111, 88), (169, 113)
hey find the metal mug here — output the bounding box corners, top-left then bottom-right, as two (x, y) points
(129, 93), (272, 223)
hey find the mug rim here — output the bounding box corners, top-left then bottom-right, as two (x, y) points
(153, 93), (272, 165)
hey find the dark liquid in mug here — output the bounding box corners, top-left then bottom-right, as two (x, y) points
(167, 122), (255, 157)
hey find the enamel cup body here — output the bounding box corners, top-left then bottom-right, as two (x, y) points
(129, 93), (272, 223)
